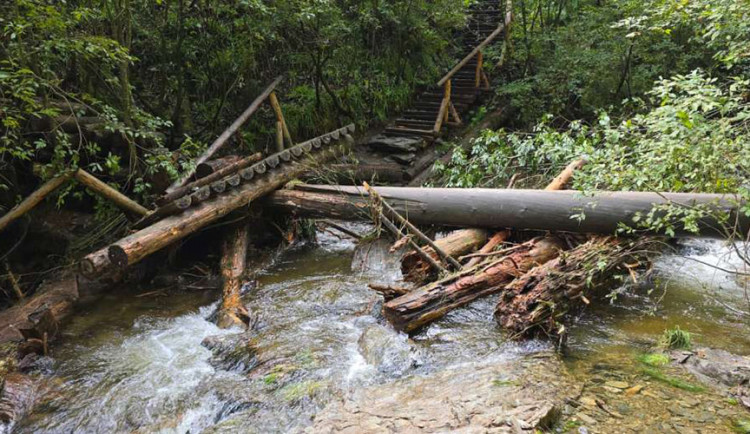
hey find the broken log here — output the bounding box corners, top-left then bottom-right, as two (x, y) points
(0, 171), (74, 233)
(464, 231), (510, 268)
(74, 169), (150, 218)
(216, 221), (251, 329)
(268, 185), (748, 238)
(368, 283), (412, 302)
(158, 152), (262, 205)
(401, 229), (488, 283)
(544, 159), (586, 191)
(384, 236), (564, 333)
(494, 237), (661, 338)
(81, 128), (352, 278)
(196, 155), (243, 179)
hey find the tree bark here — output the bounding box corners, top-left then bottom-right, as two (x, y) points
(401, 229), (488, 283)
(74, 169), (149, 218)
(267, 185), (748, 238)
(196, 155), (243, 179)
(494, 237), (660, 338)
(384, 236), (564, 333)
(0, 172), (74, 234)
(215, 221), (250, 329)
(81, 131), (350, 278)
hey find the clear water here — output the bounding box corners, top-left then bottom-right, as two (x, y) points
(16, 229), (750, 432)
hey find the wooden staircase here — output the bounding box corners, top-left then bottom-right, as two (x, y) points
(384, 0), (510, 140)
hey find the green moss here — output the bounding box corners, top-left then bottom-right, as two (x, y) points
(732, 419), (750, 434)
(660, 326), (692, 350)
(263, 373), (279, 385)
(637, 352), (670, 367)
(491, 379), (516, 387)
(560, 419), (582, 432)
(641, 367), (704, 392)
(727, 397), (739, 406)
(279, 380), (323, 402)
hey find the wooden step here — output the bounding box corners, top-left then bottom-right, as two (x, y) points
(384, 127), (436, 138)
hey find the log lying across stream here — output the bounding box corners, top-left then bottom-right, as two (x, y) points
(267, 185), (748, 238)
(81, 125), (354, 278)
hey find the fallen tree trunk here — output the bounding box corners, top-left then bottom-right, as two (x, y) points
(0, 274), (106, 353)
(384, 236), (564, 333)
(267, 185), (748, 238)
(215, 221), (250, 329)
(74, 169), (150, 218)
(81, 130), (350, 278)
(401, 229), (488, 283)
(495, 237), (661, 338)
(0, 171), (74, 233)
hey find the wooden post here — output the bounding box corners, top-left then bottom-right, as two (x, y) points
(0, 171), (75, 233)
(216, 221), (250, 329)
(275, 121), (284, 153)
(269, 92), (294, 149)
(433, 80), (451, 134)
(74, 170), (149, 217)
(475, 51), (483, 88)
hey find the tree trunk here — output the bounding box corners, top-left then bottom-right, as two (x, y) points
(81, 129), (351, 278)
(215, 221), (250, 328)
(267, 185), (748, 238)
(401, 229), (488, 284)
(384, 236), (564, 333)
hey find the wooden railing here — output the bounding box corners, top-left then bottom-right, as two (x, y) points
(166, 76), (295, 194)
(433, 0), (513, 135)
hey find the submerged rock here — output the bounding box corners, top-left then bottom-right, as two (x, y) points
(305, 352), (580, 433)
(357, 324), (420, 377)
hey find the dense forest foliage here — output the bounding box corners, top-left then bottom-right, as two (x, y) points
(1, 0), (466, 211)
(435, 0), (749, 238)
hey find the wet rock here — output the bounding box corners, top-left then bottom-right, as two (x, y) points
(625, 384), (643, 396)
(673, 347), (750, 397)
(385, 153), (416, 165)
(202, 332), (255, 372)
(366, 135), (424, 153)
(305, 352), (580, 433)
(0, 373), (36, 430)
(605, 380), (629, 389)
(357, 324), (419, 377)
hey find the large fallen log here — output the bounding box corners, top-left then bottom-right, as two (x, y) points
(215, 221), (250, 329)
(401, 229), (488, 283)
(267, 185), (748, 238)
(384, 236), (564, 333)
(80, 128), (352, 278)
(495, 237), (661, 338)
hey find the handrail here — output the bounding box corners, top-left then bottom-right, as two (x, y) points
(166, 76), (284, 194)
(437, 24), (505, 87)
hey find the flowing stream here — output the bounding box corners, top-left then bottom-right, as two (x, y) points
(15, 227), (750, 433)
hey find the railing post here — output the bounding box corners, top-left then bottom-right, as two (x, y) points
(269, 91), (294, 149)
(475, 51), (483, 89)
(433, 79), (451, 134)
(444, 79), (451, 123)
